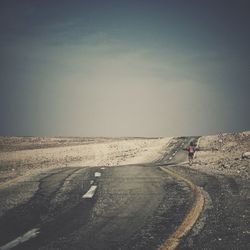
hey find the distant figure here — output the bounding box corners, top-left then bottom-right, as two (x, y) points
(186, 141), (196, 165)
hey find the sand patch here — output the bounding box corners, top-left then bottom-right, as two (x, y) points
(0, 137), (171, 187)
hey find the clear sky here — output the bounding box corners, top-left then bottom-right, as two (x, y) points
(0, 0), (249, 137)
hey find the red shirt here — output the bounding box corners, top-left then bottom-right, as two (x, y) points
(187, 145), (195, 153)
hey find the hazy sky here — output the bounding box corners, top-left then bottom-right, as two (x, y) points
(0, 0), (249, 137)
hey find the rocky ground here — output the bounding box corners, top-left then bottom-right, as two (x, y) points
(191, 131), (250, 179)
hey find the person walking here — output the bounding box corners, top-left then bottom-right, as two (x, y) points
(186, 141), (196, 165)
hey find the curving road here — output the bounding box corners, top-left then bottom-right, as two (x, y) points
(0, 138), (194, 250)
(1, 137), (249, 250)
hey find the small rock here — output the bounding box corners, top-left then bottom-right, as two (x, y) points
(242, 152), (250, 159)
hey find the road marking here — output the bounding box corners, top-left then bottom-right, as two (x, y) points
(100, 167), (105, 170)
(159, 167), (205, 250)
(82, 185), (97, 199)
(94, 172), (101, 177)
(0, 228), (40, 250)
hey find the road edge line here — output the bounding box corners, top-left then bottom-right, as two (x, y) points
(158, 167), (205, 250)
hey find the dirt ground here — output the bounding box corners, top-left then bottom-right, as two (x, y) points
(0, 137), (171, 187)
(191, 131), (250, 179)
(0, 132), (249, 188)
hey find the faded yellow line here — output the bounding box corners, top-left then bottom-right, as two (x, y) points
(158, 167), (205, 250)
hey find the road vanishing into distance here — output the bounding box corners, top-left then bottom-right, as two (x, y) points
(0, 138), (249, 250)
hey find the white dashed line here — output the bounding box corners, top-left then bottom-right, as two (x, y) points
(0, 228), (40, 250)
(94, 172), (101, 177)
(82, 185), (97, 199)
(100, 167), (105, 170)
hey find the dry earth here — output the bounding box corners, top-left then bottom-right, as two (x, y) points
(0, 137), (171, 187)
(191, 131), (250, 179)
(0, 132), (249, 187)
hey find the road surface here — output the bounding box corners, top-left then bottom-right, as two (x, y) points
(0, 137), (249, 250)
(0, 138), (194, 250)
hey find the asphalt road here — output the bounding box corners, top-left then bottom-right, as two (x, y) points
(0, 138), (194, 250)
(1, 137), (249, 250)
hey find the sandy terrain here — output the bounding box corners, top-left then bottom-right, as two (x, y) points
(0, 132), (249, 236)
(1, 131), (249, 187)
(0, 137), (171, 187)
(191, 131), (250, 179)
(0, 131), (249, 188)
